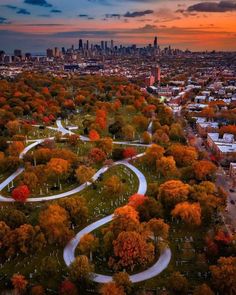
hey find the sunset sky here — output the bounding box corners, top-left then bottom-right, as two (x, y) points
(0, 0), (236, 53)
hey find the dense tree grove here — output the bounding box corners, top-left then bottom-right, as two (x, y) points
(0, 74), (232, 294)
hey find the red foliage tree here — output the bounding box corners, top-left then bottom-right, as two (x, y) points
(59, 280), (78, 295)
(123, 147), (137, 159)
(89, 129), (100, 141)
(12, 185), (30, 202)
(89, 147), (106, 163)
(128, 194), (148, 209)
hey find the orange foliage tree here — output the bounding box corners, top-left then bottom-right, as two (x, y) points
(128, 194), (148, 209)
(100, 282), (125, 295)
(11, 274), (28, 294)
(75, 165), (95, 184)
(171, 202), (201, 226)
(210, 256), (236, 295)
(89, 129), (100, 141)
(110, 231), (154, 271)
(46, 158), (70, 187)
(39, 204), (72, 245)
(8, 141), (24, 157)
(159, 180), (190, 209)
(193, 160), (217, 181)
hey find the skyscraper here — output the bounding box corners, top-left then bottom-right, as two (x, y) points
(79, 39), (83, 50)
(154, 36), (158, 49)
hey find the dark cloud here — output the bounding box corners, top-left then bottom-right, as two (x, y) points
(17, 8), (31, 15)
(78, 14), (95, 20)
(51, 9), (62, 13)
(124, 10), (154, 17)
(105, 13), (121, 18)
(24, 0), (52, 7)
(0, 17), (11, 24)
(2, 5), (18, 10)
(187, 1), (236, 12)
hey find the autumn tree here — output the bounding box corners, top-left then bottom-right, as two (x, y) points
(39, 204), (72, 245)
(46, 158), (70, 187)
(113, 272), (132, 294)
(22, 171), (38, 191)
(144, 144), (164, 167)
(137, 198), (164, 222)
(11, 274), (28, 295)
(100, 282), (125, 295)
(6, 120), (20, 135)
(147, 218), (169, 247)
(89, 147), (106, 163)
(31, 285), (45, 295)
(89, 129), (100, 141)
(58, 196), (88, 227)
(193, 160), (217, 181)
(68, 255), (94, 282)
(210, 256), (236, 295)
(132, 115), (148, 132)
(78, 233), (99, 261)
(171, 202), (201, 226)
(122, 124), (135, 141)
(99, 282), (125, 295)
(142, 131), (152, 144)
(128, 194), (148, 209)
(75, 165), (95, 184)
(8, 141), (24, 157)
(168, 272), (188, 295)
(110, 231), (154, 271)
(159, 180), (190, 209)
(193, 284), (215, 295)
(107, 205), (141, 240)
(12, 185), (30, 202)
(59, 280), (78, 295)
(169, 123), (185, 141)
(97, 137), (113, 155)
(0, 221), (10, 247)
(104, 175), (124, 196)
(168, 144), (198, 167)
(123, 147), (137, 159)
(156, 156), (179, 178)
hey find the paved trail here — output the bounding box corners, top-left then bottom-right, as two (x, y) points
(0, 120), (171, 283)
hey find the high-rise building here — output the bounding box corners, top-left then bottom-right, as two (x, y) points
(14, 49), (22, 57)
(101, 41), (105, 50)
(151, 64), (161, 84)
(53, 47), (60, 58)
(111, 40), (114, 50)
(46, 48), (53, 58)
(86, 40), (89, 50)
(154, 36), (158, 49)
(79, 39), (83, 50)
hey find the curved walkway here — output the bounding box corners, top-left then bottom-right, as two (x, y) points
(0, 119), (171, 283)
(63, 154), (171, 284)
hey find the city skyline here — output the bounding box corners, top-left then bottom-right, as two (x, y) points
(0, 0), (236, 52)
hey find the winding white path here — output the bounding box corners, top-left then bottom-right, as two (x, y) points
(63, 152), (171, 284)
(0, 119), (171, 283)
